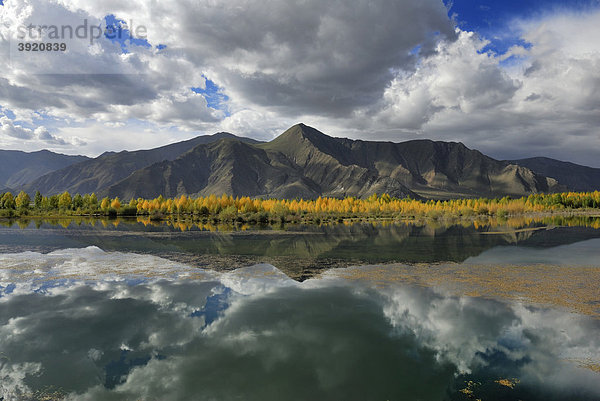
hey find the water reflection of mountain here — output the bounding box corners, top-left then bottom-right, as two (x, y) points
(2, 218), (600, 279)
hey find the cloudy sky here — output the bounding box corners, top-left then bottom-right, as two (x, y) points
(0, 0), (599, 166)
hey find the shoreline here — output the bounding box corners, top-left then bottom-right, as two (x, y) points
(1, 208), (600, 225)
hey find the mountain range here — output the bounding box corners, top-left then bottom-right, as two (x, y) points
(507, 157), (600, 193)
(2, 123), (599, 200)
(21, 133), (257, 197)
(0, 149), (89, 191)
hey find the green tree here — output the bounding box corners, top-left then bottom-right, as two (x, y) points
(48, 195), (59, 210)
(34, 191), (43, 209)
(58, 192), (72, 210)
(86, 193), (99, 211)
(219, 205), (238, 222)
(270, 203), (288, 223)
(15, 191), (31, 210)
(1, 192), (16, 209)
(72, 193), (84, 210)
(40, 196), (50, 210)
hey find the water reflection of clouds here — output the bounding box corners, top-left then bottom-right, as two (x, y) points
(380, 286), (600, 392)
(0, 249), (598, 400)
(0, 246), (212, 285)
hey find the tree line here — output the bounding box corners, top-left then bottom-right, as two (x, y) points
(1, 190), (599, 222)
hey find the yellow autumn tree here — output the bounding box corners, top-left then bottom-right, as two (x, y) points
(111, 198), (121, 210)
(100, 197), (110, 210)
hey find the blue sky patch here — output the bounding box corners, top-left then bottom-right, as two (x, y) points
(191, 286), (232, 326)
(446, 0), (600, 55)
(192, 77), (230, 114)
(33, 278), (73, 294)
(104, 14), (151, 53)
(0, 283), (16, 297)
(409, 44), (422, 56)
(1, 107), (15, 120)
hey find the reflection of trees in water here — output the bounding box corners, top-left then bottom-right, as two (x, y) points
(3, 214), (600, 231)
(2, 216), (600, 279)
(0, 218), (505, 262)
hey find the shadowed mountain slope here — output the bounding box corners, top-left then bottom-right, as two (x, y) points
(106, 124), (563, 200)
(341, 138), (562, 199)
(0, 150), (89, 189)
(106, 138), (324, 199)
(510, 157), (600, 192)
(23, 133), (259, 196)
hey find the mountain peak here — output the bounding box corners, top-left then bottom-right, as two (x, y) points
(267, 123), (336, 148)
(261, 123), (357, 167)
(291, 123), (334, 138)
(11, 124), (592, 200)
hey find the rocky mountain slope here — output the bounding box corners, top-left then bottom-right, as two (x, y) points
(22, 133), (258, 196)
(104, 124), (564, 200)
(510, 157), (600, 192)
(0, 149), (89, 190)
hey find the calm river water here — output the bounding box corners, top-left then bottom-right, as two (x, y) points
(0, 217), (599, 400)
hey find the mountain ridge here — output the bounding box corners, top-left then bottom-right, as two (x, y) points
(22, 133), (259, 196)
(0, 149), (89, 189)
(103, 124), (565, 200)
(6, 123), (597, 200)
(509, 157), (600, 193)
